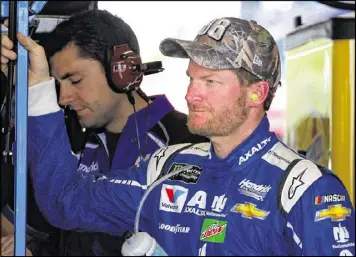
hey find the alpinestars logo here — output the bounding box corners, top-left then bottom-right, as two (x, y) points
(159, 185), (188, 213)
(288, 169), (306, 199)
(154, 147), (168, 169)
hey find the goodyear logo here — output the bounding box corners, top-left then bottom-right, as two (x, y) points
(230, 202), (270, 220)
(315, 204), (351, 222)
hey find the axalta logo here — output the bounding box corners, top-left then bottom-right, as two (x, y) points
(77, 161), (99, 174)
(158, 223), (190, 234)
(238, 136), (271, 165)
(159, 185), (188, 213)
(238, 179), (272, 201)
(315, 194), (346, 205)
(200, 219), (227, 243)
(183, 192), (227, 218)
(315, 204), (351, 222)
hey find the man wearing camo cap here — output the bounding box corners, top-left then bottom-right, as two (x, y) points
(25, 17), (355, 256)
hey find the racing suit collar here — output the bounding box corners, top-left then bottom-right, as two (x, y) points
(209, 114), (276, 169)
(90, 95), (174, 153)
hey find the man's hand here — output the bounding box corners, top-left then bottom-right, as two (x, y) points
(1, 235), (32, 256)
(1, 19), (50, 87)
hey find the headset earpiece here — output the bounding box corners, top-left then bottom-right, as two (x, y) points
(106, 44), (165, 94)
(107, 44), (143, 93)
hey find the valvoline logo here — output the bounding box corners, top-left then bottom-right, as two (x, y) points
(165, 188), (186, 203)
(159, 185), (188, 213)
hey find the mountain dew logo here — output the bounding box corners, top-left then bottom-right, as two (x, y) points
(200, 219), (227, 243)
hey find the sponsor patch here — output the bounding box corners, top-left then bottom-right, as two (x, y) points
(230, 202), (270, 220)
(315, 204), (352, 222)
(168, 163), (203, 184)
(334, 223), (350, 243)
(158, 223), (190, 234)
(238, 136), (271, 165)
(238, 179), (272, 201)
(184, 193), (227, 218)
(200, 219), (227, 243)
(288, 168), (306, 199)
(315, 194), (346, 205)
(77, 161), (99, 174)
(159, 184), (188, 213)
(339, 249), (353, 256)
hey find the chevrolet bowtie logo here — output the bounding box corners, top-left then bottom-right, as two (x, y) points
(315, 204), (351, 222)
(230, 202), (270, 220)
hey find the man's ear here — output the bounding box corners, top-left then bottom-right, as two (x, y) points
(247, 81), (270, 107)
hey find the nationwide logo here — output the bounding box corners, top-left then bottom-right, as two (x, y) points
(230, 202), (270, 220)
(315, 204), (352, 222)
(315, 194), (346, 205)
(238, 179), (272, 201)
(159, 185), (188, 213)
(200, 219), (227, 243)
(168, 163), (203, 184)
(333, 223), (349, 243)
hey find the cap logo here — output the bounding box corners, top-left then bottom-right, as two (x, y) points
(253, 55), (262, 66)
(197, 18), (231, 41)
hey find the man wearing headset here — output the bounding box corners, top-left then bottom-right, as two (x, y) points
(2, 15), (355, 255)
(0, 10), (207, 256)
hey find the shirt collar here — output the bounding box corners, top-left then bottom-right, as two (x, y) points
(125, 94), (175, 137)
(208, 115), (277, 169)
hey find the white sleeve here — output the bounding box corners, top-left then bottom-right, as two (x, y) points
(28, 77), (61, 116)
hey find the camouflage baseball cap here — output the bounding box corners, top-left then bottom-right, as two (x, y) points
(159, 17), (281, 94)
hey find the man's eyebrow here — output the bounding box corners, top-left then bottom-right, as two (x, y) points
(186, 71), (215, 80)
(60, 72), (75, 80)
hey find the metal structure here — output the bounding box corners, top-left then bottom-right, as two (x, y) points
(1, 1), (47, 255)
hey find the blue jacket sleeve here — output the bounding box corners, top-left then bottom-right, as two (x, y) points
(286, 174), (355, 256)
(28, 111), (150, 235)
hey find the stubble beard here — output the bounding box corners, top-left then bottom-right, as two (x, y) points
(187, 95), (248, 137)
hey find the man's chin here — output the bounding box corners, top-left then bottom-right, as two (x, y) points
(187, 123), (208, 136)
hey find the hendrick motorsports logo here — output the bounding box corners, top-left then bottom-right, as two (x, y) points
(168, 163), (203, 184)
(77, 161), (99, 174)
(238, 179), (272, 201)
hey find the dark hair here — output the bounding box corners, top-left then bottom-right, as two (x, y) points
(235, 68), (274, 111)
(42, 9), (140, 71)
